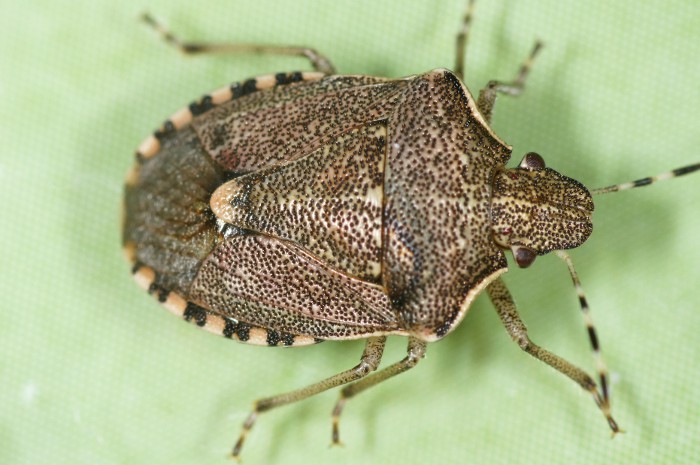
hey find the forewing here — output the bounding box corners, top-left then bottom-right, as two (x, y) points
(188, 235), (402, 340)
(192, 75), (407, 173)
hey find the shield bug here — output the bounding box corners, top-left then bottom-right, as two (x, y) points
(122, 1), (699, 458)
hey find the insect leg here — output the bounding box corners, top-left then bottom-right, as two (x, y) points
(141, 13), (337, 74)
(231, 336), (386, 459)
(476, 41), (543, 123)
(454, 0), (476, 81)
(486, 277), (621, 434)
(331, 336), (427, 445)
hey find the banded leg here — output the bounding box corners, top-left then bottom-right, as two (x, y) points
(486, 277), (621, 433)
(142, 13), (337, 74)
(454, 0), (476, 80)
(232, 336), (386, 459)
(331, 336), (427, 445)
(476, 40), (543, 123)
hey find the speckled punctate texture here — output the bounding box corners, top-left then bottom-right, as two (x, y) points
(124, 64), (603, 344)
(212, 122), (389, 282)
(490, 166), (593, 254)
(125, 69), (517, 342)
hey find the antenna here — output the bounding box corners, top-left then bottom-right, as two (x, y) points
(591, 163), (700, 195)
(555, 251), (620, 434)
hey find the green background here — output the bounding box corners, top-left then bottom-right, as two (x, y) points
(2, 0), (699, 464)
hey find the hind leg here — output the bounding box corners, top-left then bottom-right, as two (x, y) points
(142, 13), (336, 74)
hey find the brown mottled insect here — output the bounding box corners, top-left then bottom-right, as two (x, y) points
(122, 1), (699, 458)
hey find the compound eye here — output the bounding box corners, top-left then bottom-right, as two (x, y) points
(512, 246), (537, 268)
(519, 152), (546, 171)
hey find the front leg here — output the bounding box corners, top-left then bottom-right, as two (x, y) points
(486, 277), (621, 433)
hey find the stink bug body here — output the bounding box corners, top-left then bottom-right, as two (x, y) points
(122, 2), (699, 458)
